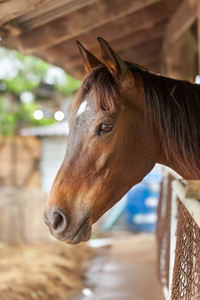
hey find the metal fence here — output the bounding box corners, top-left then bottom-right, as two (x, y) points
(157, 170), (200, 300)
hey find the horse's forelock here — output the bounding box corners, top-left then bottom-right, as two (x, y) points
(72, 64), (123, 115)
(72, 61), (147, 115)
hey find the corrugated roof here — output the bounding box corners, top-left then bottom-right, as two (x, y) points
(20, 121), (69, 137)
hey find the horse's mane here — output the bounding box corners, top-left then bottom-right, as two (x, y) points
(74, 62), (200, 179)
(143, 71), (200, 179)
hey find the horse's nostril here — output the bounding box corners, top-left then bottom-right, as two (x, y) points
(52, 212), (63, 230)
(49, 208), (68, 234)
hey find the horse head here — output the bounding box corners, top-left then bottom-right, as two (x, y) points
(44, 38), (160, 244)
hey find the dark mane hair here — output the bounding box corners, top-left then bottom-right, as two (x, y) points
(73, 64), (121, 114)
(73, 62), (148, 113)
(143, 71), (200, 179)
(74, 62), (200, 179)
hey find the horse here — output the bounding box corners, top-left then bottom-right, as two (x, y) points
(44, 37), (200, 245)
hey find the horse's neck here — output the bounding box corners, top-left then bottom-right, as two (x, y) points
(160, 157), (199, 180)
(152, 76), (200, 180)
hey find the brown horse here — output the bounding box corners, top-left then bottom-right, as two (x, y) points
(44, 38), (200, 244)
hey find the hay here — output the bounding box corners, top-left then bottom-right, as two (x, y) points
(0, 242), (93, 300)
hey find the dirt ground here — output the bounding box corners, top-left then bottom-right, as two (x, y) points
(0, 233), (165, 300)
(0, 241), (93, 300)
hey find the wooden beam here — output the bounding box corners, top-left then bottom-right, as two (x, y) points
(43, 10), (170, 61)
(61, 21), (166, 67)
(16, 0), (98, 30)
(67, 56), (160, 80)
(57, 37), (162, 73)
(66, 50), (160, 74)
(105, 22), (166, 54)
(164, 0), (197, 50)
(15, 0), (161, 53)
(76, 0), (178, 50)
(16, 0), (75, 23)
(185, 180), (200, 199)
(36, 38), (161, 79)
(119, 38), (162, 67)
(147, 63), (160, 74)
(34, 2), (174, 71)
(162, 28), (196, 80)
(0, 0), (52, 26)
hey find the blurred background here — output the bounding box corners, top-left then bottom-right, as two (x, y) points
(0, 48), (81, 242)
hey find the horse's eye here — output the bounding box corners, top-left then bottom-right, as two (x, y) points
(100, 123), (113, 135)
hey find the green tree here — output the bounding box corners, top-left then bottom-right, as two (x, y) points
(0, 48), (81, 135)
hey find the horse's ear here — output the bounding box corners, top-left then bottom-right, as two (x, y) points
(76, 40), (102, 73)
(97, 37), (133, 82)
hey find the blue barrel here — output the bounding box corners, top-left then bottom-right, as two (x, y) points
(125, 170), (161, 233)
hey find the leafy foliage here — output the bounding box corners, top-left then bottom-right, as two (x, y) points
(0, 48), (81, 135)
(0, 97), (55, 136)
(56, 74), (81, 95)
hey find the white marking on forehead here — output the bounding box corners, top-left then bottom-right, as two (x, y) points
(76, 100), (89, 117)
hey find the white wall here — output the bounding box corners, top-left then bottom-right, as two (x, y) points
(41, 136), (67, 193)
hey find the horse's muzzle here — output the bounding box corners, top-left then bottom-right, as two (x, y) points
(44, 207), (92, 244)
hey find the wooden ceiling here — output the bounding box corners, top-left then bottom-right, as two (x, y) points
(0, 0), (197, 79)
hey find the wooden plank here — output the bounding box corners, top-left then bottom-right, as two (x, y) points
(43, 14), (169, 64)
(0, 0), (52, 26)
(33, 7), (170, 72)
(73, 0), (178, 51)
(62, 22), (166, 68)
(16, 0), (74, 22)
(65, 52), (159, 79)
(162, 28), (196, 80)
(98, 21), (166, 54)
(119, 39), (163, 66)
(16, 0), (98, 30)
(164, 0), (197, 50)
(16, 0), (161, 53)
(35, 41), (161, 79)
(53, 58), (159, 80)
(32, 0), (178, 76)
(185, 180), (200, 199)
(64, 38), (162, 70)
(1, 0), (179, 78)
(35, 37), (161, 79)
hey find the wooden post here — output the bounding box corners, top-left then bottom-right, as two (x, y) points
(162, 29), (196, 80)
(162, 0), (197, 80)
(185, 180), (200, 199)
